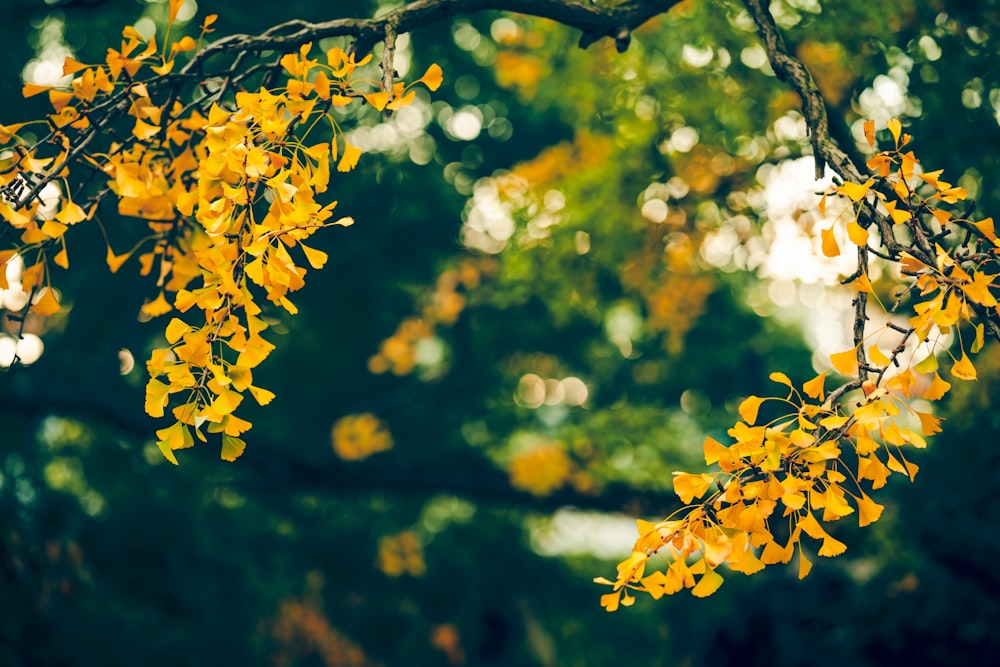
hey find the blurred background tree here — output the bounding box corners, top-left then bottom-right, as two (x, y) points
(1, 0), (999, 665)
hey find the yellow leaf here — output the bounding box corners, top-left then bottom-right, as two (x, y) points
(672, 472), (714, 504)
(821, 225), (840, 257)
(165, 317), (190, 344)
(132, 118), (159, 141)
(922, 373), (951, 400)
(31, 287), (61, 316)
(738, 395), (764, 425)
(802, 371), (826, 400)
(856, 493), (885, 527)
(106, 247), (131, 273)
(690, 568), (724, 598)
(168, 0), (183, 24)
(387, 90), (416, 110)
(145, 378), (170, 418)
(868, 344), (890, 367)
(829, 347), (859, 376)
(53, 245), (69, 269)
(364, 91), (391, 111)
(887, 118), (902, 144)
(863, 119), (875, 148)
(141, 291), (173, 317)
(48, 89), (75, 112)
(416, 63), (443, 91)
(299, 243), (328, 269)
(337, 141), (362, 172)
(703, 436), (728, 466)
(221, 434), (247, 462)
(951, 352), (977, 381)
(914, 410), (942, 436)
(798, 547), (813, 579)
(599, 591), (621, 612)
(769, 372), (792, 388)
(22, 83), (51, 98)
(818, 535), (847, 557)
(847, 221), (869, 246)
(838, 179), (873, 202)
(62, 57), (90, 76)
(247, 384), (275, 406)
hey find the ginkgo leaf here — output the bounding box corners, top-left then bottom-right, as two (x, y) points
(818, 535), (847, 557)
(168, 0), (184, 24)
(838, 180), (873, 202)
(798, 547), (813, 579)
(221, 434), (247, 462)
(703, 436), (728, 466)
(856, 493), (885, 527)
(247, 384), (275, 406)
(690, 568), (724, 598)
(863, 119), (875, 148)
(830, 347), (859, 376)
(672, 472), (714, 504)
(738, 395), (764, 425)
(847, 221), (869, 246)
(923, 373), (951, 400)
(913, 352), (938, 374)
(337, 141), (362, 172)
(802, 371), (827, 400)
(364, 91), (391, 111)
(887, 118), (902, 144)
(416, 63), (443, 91)
(868, 344), (891, 367)
(31, 288), (61, 316)
(22, 83), (51, 98)
(951, 352), (977, 381)
(141, 292), (173, 317)
(821, 225), (840, 257)
(769, 371), (792, 388)
(299, 243), (328, 269)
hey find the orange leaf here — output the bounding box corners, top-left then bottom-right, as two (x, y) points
(31, 287), (61, 316)
(821, 226), (840, 257)
(22, 83), (51, 98)
(863, 119), (875, 148)
(416, 63), (443, 91)
(838, 179), (873, 202)
(847, 221), (869, 246)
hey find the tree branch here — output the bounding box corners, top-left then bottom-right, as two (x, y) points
(181, 0), (681, 77)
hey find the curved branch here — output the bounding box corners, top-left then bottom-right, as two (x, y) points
(181, 0), (682, 76)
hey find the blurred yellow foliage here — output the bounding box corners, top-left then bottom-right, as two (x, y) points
(330, 413), (393, 461)
(376, 530), (426, 577)
(508, 441), (574, 496)
(270, 599), (377, 667)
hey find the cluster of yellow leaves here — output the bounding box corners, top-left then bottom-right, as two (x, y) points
(0, 7), (442, 462)
(597, 119), (995, 610)
(368, 257), (495, 376)
(376, 530), (426, 577)
(507, 440), (577, 496)
(331, 412), (394, 461)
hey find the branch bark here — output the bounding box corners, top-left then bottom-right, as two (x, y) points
(181, 0), (682, 77)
